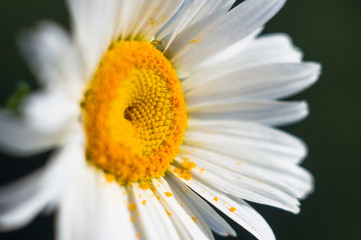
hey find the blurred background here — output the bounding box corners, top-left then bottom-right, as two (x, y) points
(0, 0), (360, 239)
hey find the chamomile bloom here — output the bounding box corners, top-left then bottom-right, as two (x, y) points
(0, 0), (320, 239)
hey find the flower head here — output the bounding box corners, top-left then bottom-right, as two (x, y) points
(0, 0), (320, 239)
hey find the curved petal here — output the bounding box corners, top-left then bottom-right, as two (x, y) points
(0, 113), (58, 156)
(156, 0), (235, 51)
(178, 146), (313, 199)
(165, 172), (236, 237)
(164, 177), (215, 240)
(19, 21), (86, 100)
(186, 119), (307, 161)
(188, 100), (309, 127)
(169, 171), (275, 240)
(173, 157), (301, 213)
(185, 62), (321, 102)
(168, 0), (286, 76)
(56, 166), (138, 240)
(0, 89), (79, 156)
(127, 184), (180, 240)
(0, 130), (83, 231)
(21, 89), (80, 134)
(152, 178), (209, 240)
(66, 0), (183, 75)
(181, 33), (304, 92)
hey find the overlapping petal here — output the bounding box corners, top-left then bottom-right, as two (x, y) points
(0, 0), (320, 239)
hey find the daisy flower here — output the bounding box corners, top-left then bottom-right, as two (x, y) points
(0, 0), (321, 239)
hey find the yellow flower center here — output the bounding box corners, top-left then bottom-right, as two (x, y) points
(81, 40), (187, 184)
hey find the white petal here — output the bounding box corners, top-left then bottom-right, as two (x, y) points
(66, 0), (183, 76)
(0, 130), (83, 231)
(56, 165), (138, 240)
(174, 157), (301, 213)
(19, 21), (85, 100)
(168, 0), (286, 76)
(185, 63), (321, 102)
(0, 89), (79, 156)
(181, 33), (304, 92)
(188, 100), (309, 127)
(128, 0), (184, 41)
(66, 0), (122, 76)
(164, 176), (215, 240)
(185, 120), (306, 161)
(127, 184), (180, 240)
(156, 0), (235, 51)
(181, 0), (235, 32)
(169, 171), (275, 240)
(152, 178), (209, 240)
(165, 172), (236, 237)
(194, 27), (264, 69)
(182, 121), (304, 164)
(155, 0), (196, 51)
(0, 113), (57, 156)
(178, 146), (313, 199)
(21, 89), (80, 134)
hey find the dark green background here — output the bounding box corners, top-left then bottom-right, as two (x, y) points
(0, 0), (360, 239)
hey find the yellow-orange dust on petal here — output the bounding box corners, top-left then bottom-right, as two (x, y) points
(174, 159), (196, 180)
(230, 207), (237, 213)
(165, 192), (173, 197)
(139, 182), (151, 190)
(104, 173), (115, 182)
(165, 209), (171, 217)
(191, 217), (197, 223)
(82, 40), (187, 184)
(214, 196), (218, 202)
(183, 160), (196, 171)
(129, 203), (136, 211)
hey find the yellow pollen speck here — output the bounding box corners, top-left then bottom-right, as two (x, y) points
(174, 160), (196, 180)
(140, 182), (151, 190)
(129, 203), (136, 211)
(237, 161), (243, 165)
(137, 232), (141, 238)
(104, 173), (115, 182)
(165, 192), (173, 197)
(230, 207), (237, 213)
(183, 160), (196, 170)
(82, 40), (187, 184)
(130, 216), (135, 222)
(214, 196), (218, 202)
(142, 200), (147, 205)
(190, 39), (202, 44)
(192, 217), (197, 223)
(165, 209), (171, 217)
